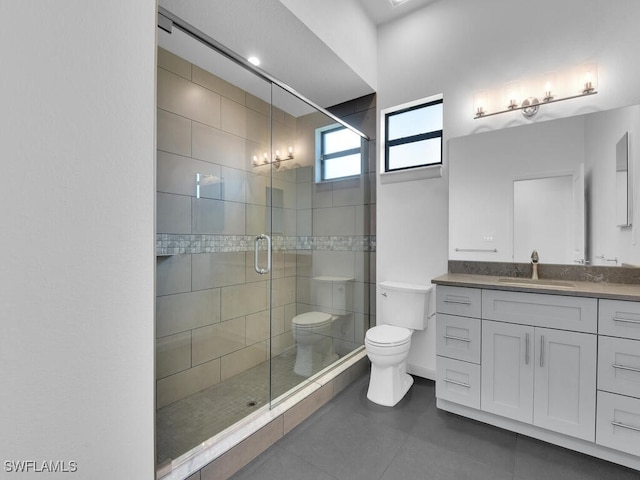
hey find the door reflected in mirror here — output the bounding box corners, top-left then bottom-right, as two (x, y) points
(513, 173), (584, 264)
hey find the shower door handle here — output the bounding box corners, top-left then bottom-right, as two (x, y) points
(254, 234), (271, 275)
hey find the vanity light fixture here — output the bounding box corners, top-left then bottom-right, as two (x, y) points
(474, 63), (598, 119)
(251, 146), (294, 169)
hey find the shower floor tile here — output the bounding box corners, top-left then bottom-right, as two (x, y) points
(156, 348), (331, 465)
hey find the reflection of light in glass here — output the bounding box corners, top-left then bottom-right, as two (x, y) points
(195, 173), (222, 199)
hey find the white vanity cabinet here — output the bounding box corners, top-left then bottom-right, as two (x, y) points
(434, 280), (640, 471)
(480, 291), (597, 441)
(435, 286), (482, 409)
(596, 299), (640, 457)
(532, 327), (596, 440)
(481, 320), (533, 423)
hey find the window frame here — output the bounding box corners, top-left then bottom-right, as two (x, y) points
(382, 94), (444, 174)
(315, 123), (363, 183)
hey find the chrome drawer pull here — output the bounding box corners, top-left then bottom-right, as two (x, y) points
(540, 335), (545, 368)
(612, 317), (640, 325)
(611, 421), (640, 433)
(443, 378), (471, 388)
(444, 298), (472, 305)
(612, 364), (640, 374)
(443, 334), (471, 343)
(525, 333), (530, 365)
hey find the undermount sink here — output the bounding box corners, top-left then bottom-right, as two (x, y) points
(497, 278), (577, 289)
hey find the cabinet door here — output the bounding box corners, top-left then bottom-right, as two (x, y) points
(596, 390), (640, 457)
(534, 328), (597, 441)
(598, 335), (640, 398)
(436, 286), (482, 318)
(436, 356), (481, 409)
(436, 313), (481, 364)
(481, 320), (534, 423)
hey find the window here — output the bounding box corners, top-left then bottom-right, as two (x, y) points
(383, 95), (443, 173)
(316, 124), (362, 182)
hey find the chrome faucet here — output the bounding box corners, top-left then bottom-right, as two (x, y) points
(531, 250), (539, 280)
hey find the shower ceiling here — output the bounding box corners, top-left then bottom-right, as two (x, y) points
(158, 0), (375, 111)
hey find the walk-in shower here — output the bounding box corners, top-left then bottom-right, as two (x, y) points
(155, 9), (375, 470)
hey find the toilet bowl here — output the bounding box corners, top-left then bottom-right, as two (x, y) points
(365, 281), (433, 407)
(292, 311), (337, 377)
(365, 324), (414, 406)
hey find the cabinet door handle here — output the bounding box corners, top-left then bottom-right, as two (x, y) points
(525, 333), (530, 365)
(612, 364), (640, 374)
(444, 298), (471, 305)
(539, 335), (545, 368)
(613, 316), (640, 325)
(611, 421), (640, 433)
(444, 334), (471, 343)
(443, 378), (471, 388)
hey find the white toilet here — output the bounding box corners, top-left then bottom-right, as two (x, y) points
(291, 276), (353, 377)
(292, 311), (337, 376)
(365, 281), (433, 407)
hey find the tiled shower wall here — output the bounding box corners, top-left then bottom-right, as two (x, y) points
(294, 96), (377, 357)
(155, 47), (376, 409)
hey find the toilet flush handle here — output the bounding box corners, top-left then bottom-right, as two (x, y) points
(381, 292), (387, 297)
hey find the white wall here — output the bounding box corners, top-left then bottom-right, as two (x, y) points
(278, 0), (378, 91)
(0, 2), (156, 478)
(377, 0), (640, 376)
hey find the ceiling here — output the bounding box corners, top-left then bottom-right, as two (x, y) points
(158, 0), (438, 114)
(357, 0), (440, 25)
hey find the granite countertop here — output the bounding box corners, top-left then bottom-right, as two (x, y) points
(432, 272), (640, 301)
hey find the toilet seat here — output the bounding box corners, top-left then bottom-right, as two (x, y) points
(292, 311), (333, 328)
(365, 324), (411, 347)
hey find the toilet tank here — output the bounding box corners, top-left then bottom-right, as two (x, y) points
(311, 276), (354, 310)
(379, 281), (433, 330)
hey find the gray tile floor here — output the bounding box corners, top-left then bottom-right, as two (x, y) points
(231, 375), (640, 480)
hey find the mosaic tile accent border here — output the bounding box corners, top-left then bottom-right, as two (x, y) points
(156, 234), (376, 255)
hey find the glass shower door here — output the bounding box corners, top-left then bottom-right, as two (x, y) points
(267, 84), (371, 403)
(155, 30), (275, 465)
(155, 12), (372, 469)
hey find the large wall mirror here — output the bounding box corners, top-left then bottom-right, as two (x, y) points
(449, 103), (640, 267)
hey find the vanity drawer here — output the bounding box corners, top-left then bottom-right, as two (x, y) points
(436, 313), (481, 364)
(598, 336), (640, 399)
(596, 391), (640, 457)
(481, 290), (597, 333)
(436, 286), (481, 318)
(599, 299), (640, 341)
(436, 356), (480, 409)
